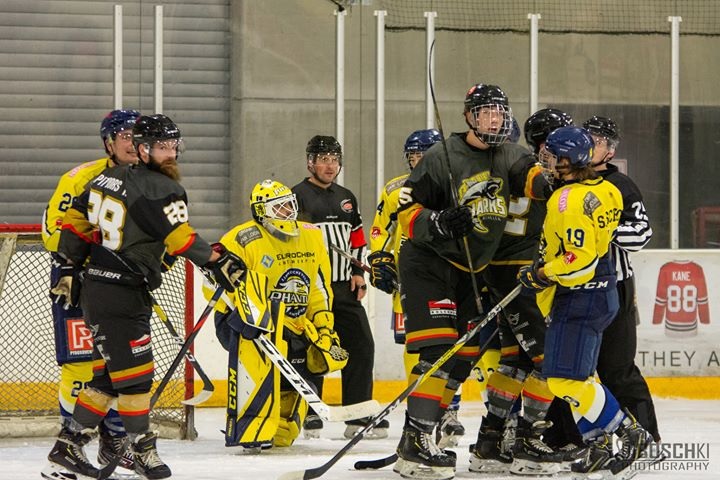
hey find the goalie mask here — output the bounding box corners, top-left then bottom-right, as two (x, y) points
(464, 83), (513, 147)
(250, 179), (299, 240)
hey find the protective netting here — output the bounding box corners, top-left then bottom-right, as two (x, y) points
(0, 228), (195, 438)
(375, 0), (720, 35)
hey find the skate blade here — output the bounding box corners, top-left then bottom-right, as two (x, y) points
(343, 426), (388, 440)
(303, 429), (321, 440)
(41, 463), (96, 480)
(510, 458), (562, 475)
(468, 456), (510, 474)
(393, 457), (455, 480)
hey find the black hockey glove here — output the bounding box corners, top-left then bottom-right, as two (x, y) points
(517, 263), (552, 291)
(161, 251), (177, 273)
(429, 205), (474, 240)
(367, 251), (398, 294)
(50, 263), (82, 310)
(204, 243), (247, 293)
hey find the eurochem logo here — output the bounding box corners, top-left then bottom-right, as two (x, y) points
(631, 442), (710, 472)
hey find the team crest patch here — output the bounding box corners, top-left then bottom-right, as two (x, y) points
(458, 172), (506, 233)
(428, 298), (456, 318)
(563, 251), (577, 264)
(370, 226), (381, 239)
(261, 254), (274, 268)
(340, 199), (353, 213)
(270, 269), (311, 318)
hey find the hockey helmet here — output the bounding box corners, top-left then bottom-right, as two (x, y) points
(583, 116), (620, 147)
(524, 108), (574, 153)
(250, 179), (299, 240)
(544, 126), (594, 167)
(463, 83), (513, 147)
(132, 114), (184, 154)
(403, 129), (442, 168)
(100, 109), (141, 141)
(306, 135), (343, 166)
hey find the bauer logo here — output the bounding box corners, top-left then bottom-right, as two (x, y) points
(66, 318), (93, 355)
(629, 442), (710, 473)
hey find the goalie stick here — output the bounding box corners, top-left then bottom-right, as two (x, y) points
(278, 285), (521, 480)
(150, 296), (214, 406)
(204, 269), (382, 422)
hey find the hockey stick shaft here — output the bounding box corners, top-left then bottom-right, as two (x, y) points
(329, 244), (400, 290)
(150, 296), (215, 406)
(428, 39), (483, 316)
(150, 286), (224, 409)
(278, 285), (520, 480)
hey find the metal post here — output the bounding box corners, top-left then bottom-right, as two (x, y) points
(154, 5), (164, 114)
(528, 14), (541, 115)
(375, 10), (386, 200)
(113, 5), (123, 109)
(669, 16), (682, 249)
(335, 9), (347, 186)
(424, 11), (437, 129)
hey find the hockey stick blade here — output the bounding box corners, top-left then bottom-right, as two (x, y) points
(278, 286), (519, 480)
(354, 453), (398, 470)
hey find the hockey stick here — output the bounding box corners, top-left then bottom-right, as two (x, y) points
(329, 244), (400, 291)
(277, 285), (521, 480)
(202, 269), (382, 422)
(354, 327), (501, 471)
(150, 296), (214, 406)
(150, 286), (224, 409)
(428, 39), (484, 316)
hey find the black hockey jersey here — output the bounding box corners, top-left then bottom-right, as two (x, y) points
(59, 163), (213, 289)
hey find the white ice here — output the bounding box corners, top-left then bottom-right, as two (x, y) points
(2, 398), (718, 480)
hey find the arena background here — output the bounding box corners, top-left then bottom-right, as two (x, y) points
(1, 0), (719, 403)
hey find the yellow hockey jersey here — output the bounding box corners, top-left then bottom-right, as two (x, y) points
(219, 220), (334, 327)
(536, 177), (623, 315)
(370, 173), (409, 258)
(42, 158), (112, 252)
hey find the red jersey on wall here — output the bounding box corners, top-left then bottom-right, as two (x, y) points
(653, 260), (710, 336)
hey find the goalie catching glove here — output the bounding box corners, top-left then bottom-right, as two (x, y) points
(49, 263), (82, 310)
(367, 251), (398, 294)
(202, 242), (247, 293)
(303, 311), (348, 375)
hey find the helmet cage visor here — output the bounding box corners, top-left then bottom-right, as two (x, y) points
(147, 138), (186, 157)
(263, 193), (298, 222)
(469, 104), (513, 146)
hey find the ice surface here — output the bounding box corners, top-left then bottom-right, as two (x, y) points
(2, 398), (718, 479)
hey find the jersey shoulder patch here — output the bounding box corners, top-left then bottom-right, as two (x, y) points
(235, 224), (263, 247)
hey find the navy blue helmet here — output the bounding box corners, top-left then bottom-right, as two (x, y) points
(545, 126), (594, 167)
(404, 129), (442, 153)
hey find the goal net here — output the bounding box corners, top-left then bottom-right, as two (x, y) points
(0, 224), (197, 439)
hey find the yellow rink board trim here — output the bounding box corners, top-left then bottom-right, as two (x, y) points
(190, 376), (720, 408)
(3, 377), (717, 411)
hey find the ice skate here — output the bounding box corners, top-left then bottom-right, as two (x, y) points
(436, 409), (465, 449)
(606, 413), (652, 477)
(98, 428), (135, 472)
(510, 419), (564, 475)
(394, 423), (456, 480)
(468, 424), (512, 473)
(303, 414), (323, 439)
(571, 432), (614, 475)
(344, 416), (389, 440)
(132, 431), (171, 479)
(43, 427), (99, 480)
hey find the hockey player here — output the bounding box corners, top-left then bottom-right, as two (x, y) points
(368, 129), (466, 448)
(43, 114), (246, 480)
(293, 136), (385, 440)
(518, 126), (652, 477)
(393, 83), (552, 480)
(212, 179), (347, 450)
(471, 108), (576, 475)
(41, 109), (141, 474)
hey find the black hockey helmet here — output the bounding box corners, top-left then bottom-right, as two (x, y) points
(524, 108), (574, 153)
(583, 116), (620, 143)
(132, 114), (182, 149)
(463, 84), (509, 112)
(306, 135), (342, 156)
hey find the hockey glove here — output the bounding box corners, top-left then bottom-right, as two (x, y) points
(49, 263), (81, 310)
(517, 263), (552, 291)
(429, 205), (474, 240)
(203, 243), (246, 293)
(367, 251), (398, 294)
(161, 251), (177, 273)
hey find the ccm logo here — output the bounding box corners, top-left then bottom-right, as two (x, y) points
(66, 318), (93, 352)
